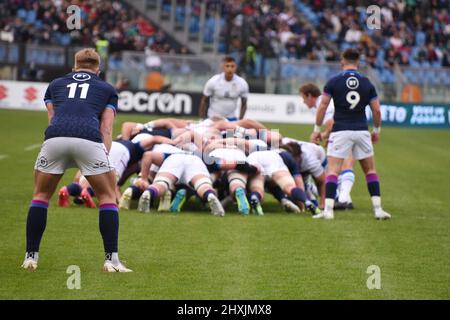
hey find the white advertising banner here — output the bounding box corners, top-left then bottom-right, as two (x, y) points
(0, 80), (47, 111)
(245, 93), (316, 124)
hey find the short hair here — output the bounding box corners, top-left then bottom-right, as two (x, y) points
(74, 48), (100, 71)
(299, 83), (321, 98)
(223, 56), (236, 64)
(342, 48), (360, 63)
(280, 142), (302, 160)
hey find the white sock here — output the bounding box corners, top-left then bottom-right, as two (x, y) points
(26, 252), (39, 261)
(106, 252), (120, 265)
(371, 196), (381, 210)
(338, 170), (355, 203)
(325, 198), (335, 212)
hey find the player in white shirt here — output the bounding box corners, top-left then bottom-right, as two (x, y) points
(281, 137), (327, 209)
(199, 56), (249, 121)
(300, 83), (356, 210)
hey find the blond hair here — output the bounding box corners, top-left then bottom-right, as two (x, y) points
(74, 48), (100, 71)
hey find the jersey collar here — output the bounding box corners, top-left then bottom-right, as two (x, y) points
(341, 69), (360, 76)
(221, 72), (235, 81)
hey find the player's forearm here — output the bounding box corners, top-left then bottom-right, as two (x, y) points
(325, 119), (334, 134)
(100, 108), (115, 152)
(370, 98), (382, 129)
(100, 122), (113, 151)
(315, 95), (331, 127)
(315, 105), (327, 127)
(46, 103), (54, 124)
(139, 153), (152, 181)
(314, 174), (326, 208)
(372, 108), (381, 129)
(239, 99), (247, 119)
(199, 96), (208, 118)
(141, 136), (174, 149)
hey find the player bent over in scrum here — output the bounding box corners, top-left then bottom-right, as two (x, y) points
(246, 150), (320, 216)
(203, 138), (253, 215)
(22, 48), (131, 272)
(311, 48), (391, 220)
(137, 153), (225, 216)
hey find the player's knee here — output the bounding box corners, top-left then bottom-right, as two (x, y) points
(276, 175), (295, 193)
(249, 177), (264, 193)
(192, 177), (213, 194)
(154, 176), (174, 192)
(32, 193), (52, 202)
(228, 171), (247, 190)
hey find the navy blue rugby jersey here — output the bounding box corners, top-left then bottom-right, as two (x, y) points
(43, 71), (118, 143)
(323, 69), (377, 132)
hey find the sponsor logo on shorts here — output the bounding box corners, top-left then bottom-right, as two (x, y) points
(93, 161), (108, 169)
(36, 156), (48, 168)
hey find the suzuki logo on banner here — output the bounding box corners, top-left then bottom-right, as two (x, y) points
(24, 86), (38, 102)
(119, 91), (192, 114)
(0, 84), (7, 100)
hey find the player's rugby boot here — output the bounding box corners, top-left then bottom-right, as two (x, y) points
(235, 187), (250, 215)
(374, 209), (391, 220)
(118, 187), (133, 210)
(306, 200), (321, 216)
(250, 195), (264, 216)
(207, 193), (225, 217)
(103, 261), (133, 272)
(137, 190), (151, 213)
(81, 189), (96, 209)
(312, 210), (334, 220)
(158, 190), (172, 212)
(58, 186), (70, 207)
(21, 252), (38, 271)
(170, 189), (187, 213)
(281, 198), (301, 213)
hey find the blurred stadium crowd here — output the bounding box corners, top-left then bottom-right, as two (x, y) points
(0, 0), (449, 87)
(0, 0), (180, 53)
(2, 1), (449, 65)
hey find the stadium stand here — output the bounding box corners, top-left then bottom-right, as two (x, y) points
(0, 0), (449, 98)
(0, 0), (183, 54)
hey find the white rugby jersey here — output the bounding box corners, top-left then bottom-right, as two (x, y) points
(315, 95), (335, 123)
(203, 73), (249, 119)
(281, 137), (326, 178)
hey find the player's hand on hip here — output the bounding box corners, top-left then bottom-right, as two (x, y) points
(310, 132), (322, 144)
(371, 131), (379, 144)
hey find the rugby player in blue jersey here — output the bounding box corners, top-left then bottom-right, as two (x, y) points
(310, 48), (391, 220)
(22, 48), (132, 272)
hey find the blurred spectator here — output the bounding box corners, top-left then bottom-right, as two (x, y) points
(0, 0), (182, 54)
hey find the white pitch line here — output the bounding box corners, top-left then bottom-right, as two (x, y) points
(24, 144), (41, 151)
(0, 154), (9, 161)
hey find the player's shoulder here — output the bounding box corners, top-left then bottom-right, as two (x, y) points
(208, 73), (222, 83)
(233, 74), (248, 85)
(90, 75), (117, 95)
(49, 73), (73, 86)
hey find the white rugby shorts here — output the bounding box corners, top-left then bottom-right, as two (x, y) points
(327, 130), (374, 160)
(208, 148), (246, 162)
(158, 153), (209, 184)
(34, 137), (113, 176)
(247, 150), (288, 176)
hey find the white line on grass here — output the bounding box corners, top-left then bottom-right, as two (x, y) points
(0, 154), (9, 161)
(24, 144), (41, 151)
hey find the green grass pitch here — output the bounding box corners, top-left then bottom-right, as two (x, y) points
(0, 109), (449, 299)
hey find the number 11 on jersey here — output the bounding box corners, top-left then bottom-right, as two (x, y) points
(67, 83), (90, 99)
